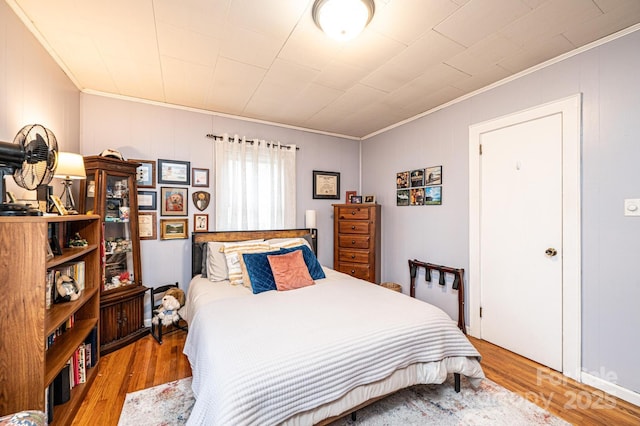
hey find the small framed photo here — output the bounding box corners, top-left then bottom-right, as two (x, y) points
(351, 195), (363, 204)
(345, 190), (357, 204)
(138, 191), (157, 211)
(410, 169), (425, 187)
(46, 241), (54, 261)
(194, 213), (209, 232)
(131, 159), (156, 188)
(313, 170), (340, 199)
(397, 189), (410, 206)
(363, 195), (376, 203)
(425, 166), (442, 186)
(410, 188), (425, 206)
(160, 218), (188, 240)
(50, 195), (68, 215)
(138, 212), (157, 240)
(396, 171), (409, 189)
(425, 186), (442, 205)
(192, 168), (209, 187)
(161, 187), (188, 216)
(158, 159), (191, 185)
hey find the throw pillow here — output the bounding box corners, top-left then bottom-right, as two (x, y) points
(279, 245), (325, 280)
(222, 242), (272, 285)
(242, 250), (282, 294)
(268, 250), (314, 291)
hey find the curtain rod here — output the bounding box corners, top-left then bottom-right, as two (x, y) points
(206, 134), (299, 150)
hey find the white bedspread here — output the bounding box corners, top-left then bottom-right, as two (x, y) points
(183, 268), (484, 426)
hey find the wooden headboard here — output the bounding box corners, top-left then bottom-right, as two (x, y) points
(191, 229), (317, 277)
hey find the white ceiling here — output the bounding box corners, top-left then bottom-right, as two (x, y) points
(8, 0), (640, 139)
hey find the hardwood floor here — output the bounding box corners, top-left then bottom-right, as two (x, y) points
(72, 331), (191, 426)
(469, 337), (640, 426)
(72, 331), (640, 425)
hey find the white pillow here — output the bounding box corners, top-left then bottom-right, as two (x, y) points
(222, 241), (272, 285)
(265, 237), (311, 250)
(206, 239), (265, 282)
(206, 242), (227, 281)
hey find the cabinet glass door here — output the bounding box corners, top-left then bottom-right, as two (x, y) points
(103, 174), (135, 290)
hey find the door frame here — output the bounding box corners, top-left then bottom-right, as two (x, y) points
(468, 94), (582, 381)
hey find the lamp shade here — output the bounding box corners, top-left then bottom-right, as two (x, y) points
(305, 209), (317, 229)
(312, 0), (375, 41)
(54, 152), (86, 180)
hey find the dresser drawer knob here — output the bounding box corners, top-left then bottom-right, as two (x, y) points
(351, 211), (356, 215)
(351, 240), (356, 244)
(351, 270), (356, 274)
(351, 225), (356, 230)
(351, 254), (356, 259)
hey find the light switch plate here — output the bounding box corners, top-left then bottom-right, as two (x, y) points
(624, 199), (640, 216)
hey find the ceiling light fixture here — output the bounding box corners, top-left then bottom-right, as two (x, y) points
(312, 0), (375, 41)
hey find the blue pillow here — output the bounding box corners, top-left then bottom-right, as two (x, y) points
(279, 245), (325, 280)
(243, 245), (325, 294)
(243, 250), (281, 294)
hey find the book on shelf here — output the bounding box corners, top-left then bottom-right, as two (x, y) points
(46, 314), (75, 350)
(50, 337), (96, 418)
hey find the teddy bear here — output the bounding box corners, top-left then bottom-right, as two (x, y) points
(152, 287), (185, 326)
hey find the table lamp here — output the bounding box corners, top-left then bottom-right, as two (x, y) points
(54, 152), (86, 212)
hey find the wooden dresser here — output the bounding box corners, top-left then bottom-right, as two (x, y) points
(333, 203), (381, 283)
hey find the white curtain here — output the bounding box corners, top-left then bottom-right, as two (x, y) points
(215, 134), (296, 231)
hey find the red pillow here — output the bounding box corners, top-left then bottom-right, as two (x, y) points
(267, 250), (314, 291)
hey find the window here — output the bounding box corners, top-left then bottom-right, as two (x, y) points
(214, 135), (296, 230)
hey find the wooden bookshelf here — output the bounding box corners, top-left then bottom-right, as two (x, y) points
(0, 214), (100, 424)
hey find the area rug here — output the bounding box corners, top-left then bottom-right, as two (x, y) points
(118, 376), (569, 425)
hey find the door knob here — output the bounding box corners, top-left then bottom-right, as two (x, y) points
(545, 248), (558, 257)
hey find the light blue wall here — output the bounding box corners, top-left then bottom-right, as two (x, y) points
(80, 94), (360, 294)
(0, 1), (80, 198)
(5, 0), (639, 397)
(362, 29), (640, 394)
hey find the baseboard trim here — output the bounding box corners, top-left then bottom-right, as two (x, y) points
(582, 372), (640, 407)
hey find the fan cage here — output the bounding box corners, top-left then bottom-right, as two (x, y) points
(12, 124), (58, 190)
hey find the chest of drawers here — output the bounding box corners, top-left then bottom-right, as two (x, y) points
(333, 203), (381, 283)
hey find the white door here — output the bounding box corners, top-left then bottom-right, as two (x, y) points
(480, 113), (563, 371)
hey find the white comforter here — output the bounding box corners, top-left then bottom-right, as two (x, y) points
(183, 268), (484, 426)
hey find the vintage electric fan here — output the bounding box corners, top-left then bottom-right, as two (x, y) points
(0, 124), (58, 216)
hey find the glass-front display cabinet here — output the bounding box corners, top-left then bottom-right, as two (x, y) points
(79, 155), (148, 355)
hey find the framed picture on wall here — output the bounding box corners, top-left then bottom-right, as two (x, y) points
(397, 189), (409, 206)
(194, 213), (208, 232)
(131, 159), (156, 188)
(425, 166), (442, 186)
(158, 159), (191, 185)
(137, 191), (157, 211)
(424, 186), (442, 205)
(313, 170), (340, 199)
(161, 187), (188, 216)
(410, 169), (424, 187)
(160, 218), (188, 240)
(138, 212), (157, 240)
(192, 168), (209, 187)
(396, 171), (409, 189)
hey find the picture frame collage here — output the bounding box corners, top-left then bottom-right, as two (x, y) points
(132, 158), (211, 240)
(397, 166), (442, 206)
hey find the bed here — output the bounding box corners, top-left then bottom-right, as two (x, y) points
(183, 229), (485, 426)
